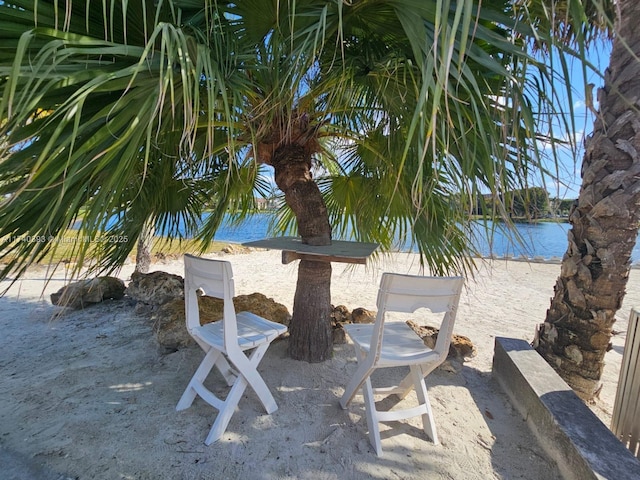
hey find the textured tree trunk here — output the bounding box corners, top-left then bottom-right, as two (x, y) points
(289, 259), (333, 362)
(134, 221), (154, 274)
(272, 144), (333, 362)
(535, 0), (640, 400)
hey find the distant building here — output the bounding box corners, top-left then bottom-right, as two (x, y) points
(255, 197), (280, 211)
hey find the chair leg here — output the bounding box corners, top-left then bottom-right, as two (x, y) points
(205, 371), (250, 444)
(397, 363), (438, 400)
(214, 354), (238, 387)
(341, 347), (383, 455)
(340, 364), (373, 409)
(176, 348), (222, 411)
(204, 343), (279, 444)
(410, 365), (438, 444)
(231, 343), (278, 414)
(180, 343), (280, 445)
(340, 347), (374, 409)
(193, 339), (237, 386)
(362, 376), (384, 456)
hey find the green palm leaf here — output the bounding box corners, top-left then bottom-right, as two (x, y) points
(0, 0), (592, 283)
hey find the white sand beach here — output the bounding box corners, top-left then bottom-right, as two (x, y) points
(1, 249), (637, 479)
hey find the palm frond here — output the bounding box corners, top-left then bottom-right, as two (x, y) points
(0, 0), (609, 281)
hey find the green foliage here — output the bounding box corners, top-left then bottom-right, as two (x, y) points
(0, 0), (599, 281)
(547, 196), (576, 216)
(507, 187), (549, 219)
(474, 187), (569, 220)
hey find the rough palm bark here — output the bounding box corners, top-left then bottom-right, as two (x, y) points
(134, 224), (153, 274)
(270, 143), (333, 362)
(535, 0), (640, 400)
(289, 259), (333, 362)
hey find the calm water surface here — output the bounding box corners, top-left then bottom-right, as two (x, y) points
(212, 215), (640, 262)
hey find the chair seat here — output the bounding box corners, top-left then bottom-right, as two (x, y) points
(343, 322), (439, 366)
(194, 312), (288, 350)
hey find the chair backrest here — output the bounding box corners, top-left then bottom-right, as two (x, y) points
(183, 254), (238, 346)
(372, 273), (464, 362)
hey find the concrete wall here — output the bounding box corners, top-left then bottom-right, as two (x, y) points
(492, 336), (640, 480)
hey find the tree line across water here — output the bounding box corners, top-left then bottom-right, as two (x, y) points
(474, 187), (576, 220)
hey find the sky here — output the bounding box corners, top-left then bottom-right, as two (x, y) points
(544, 41), (613, 200)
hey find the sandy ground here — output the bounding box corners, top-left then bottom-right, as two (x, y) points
(1, 249), (638, 480)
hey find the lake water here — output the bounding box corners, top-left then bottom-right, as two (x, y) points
(212, 215), (640, 262)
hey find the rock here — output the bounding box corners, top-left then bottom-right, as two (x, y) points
(221, 244), (252, 254)
(351, 307), (375, 324)
(234, 293), (291, 327)
(125, 271), (184, 306)
(406, 320), (477, 360)
(331, 305), (362, 344)
(330, 305), (374, 345)
(331, 305), (351, 323)
(150, 252), (180, 264)
(332, 323), (347, 344)
(153, 305), (192, 350)
(152, 293), (291, 351)
(50, 277), (125, 309)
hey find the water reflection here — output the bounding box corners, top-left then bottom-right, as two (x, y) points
(205, 215), (640, 262)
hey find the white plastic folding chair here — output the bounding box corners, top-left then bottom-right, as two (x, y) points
(340, 273), (464, 456)
(176, 254), (288, 445)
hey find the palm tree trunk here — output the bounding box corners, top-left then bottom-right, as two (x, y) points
(535, 0), (640, 400)
(272, 144), (333, 362)
(289, 259), (333, 362)
(135, 221), (154, 274)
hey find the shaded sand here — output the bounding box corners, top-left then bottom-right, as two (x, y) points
(1, 249), (637, 479)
